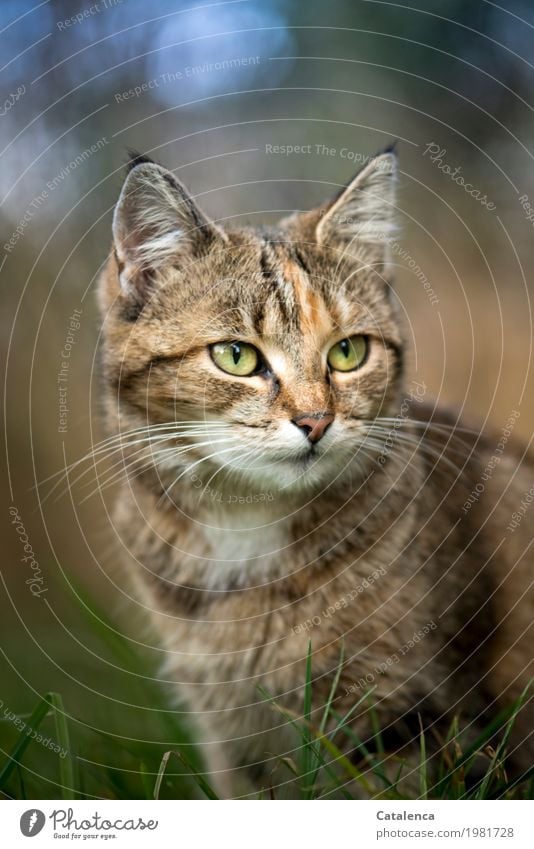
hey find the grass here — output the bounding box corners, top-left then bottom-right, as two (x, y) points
(258, 649), (534, 800)
(0, 589), (532, 800)
(0, 577), (204, 800)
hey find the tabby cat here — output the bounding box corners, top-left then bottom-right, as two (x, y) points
(97, 150), (533, 797)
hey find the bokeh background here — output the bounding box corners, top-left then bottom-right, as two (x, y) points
(1, 0), (533, 797)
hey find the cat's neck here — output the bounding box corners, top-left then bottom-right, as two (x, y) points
(121, 447), (424, 591)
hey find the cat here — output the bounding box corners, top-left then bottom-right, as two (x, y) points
(97, 149), (533, 797)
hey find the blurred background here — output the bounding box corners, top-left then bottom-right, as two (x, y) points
(1, 0), (534, 797)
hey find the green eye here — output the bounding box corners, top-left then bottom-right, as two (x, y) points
(211, 341), (260, 376)
(327, 335), (367, 372)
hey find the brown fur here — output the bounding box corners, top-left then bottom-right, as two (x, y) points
(97, 152), (533, 797)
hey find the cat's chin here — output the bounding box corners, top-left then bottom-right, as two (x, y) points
(219, 446), (371, 497)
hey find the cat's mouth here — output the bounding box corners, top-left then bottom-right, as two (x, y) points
(296, 444), (320, 461)
(278, 443), (327, 469)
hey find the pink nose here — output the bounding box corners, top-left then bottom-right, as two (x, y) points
(292, 412), (335, 444)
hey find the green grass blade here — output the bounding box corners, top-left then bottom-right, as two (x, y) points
(308, 643), (345, 792)
(153, 751), (171, 799)
(16, 764), (26, 800)
(259, 686), (377, 796)
(418, 715), (428, 799)
(392, 758), (406, 793)
(0, 709), (53, 723)
(331, 708), (402, 797)
(432, 703), (516, 798)
(330, 687), (376, 739)
(476, 683), (532, 799)
(436, 715), (459, 791)
(456, 703), (516, 767)
(154, 750), (219, 800)
(0, 693), (54, 789)
(319, 642), (345, 736)
(48, 693), (75, 799)
(301, 642), (314, 798)
(176, 751), (219, 800)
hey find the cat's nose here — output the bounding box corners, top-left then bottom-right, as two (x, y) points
(291, 412), (335, 444)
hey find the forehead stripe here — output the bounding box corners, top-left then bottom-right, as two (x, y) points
(281, 257), (332, 338)
(261, 238), (296, 329)
(253, 242), (289, 331)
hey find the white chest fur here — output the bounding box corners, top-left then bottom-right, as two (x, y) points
(200, 513), (290, 590)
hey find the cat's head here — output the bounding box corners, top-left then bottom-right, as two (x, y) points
(98, 150), (404, 496)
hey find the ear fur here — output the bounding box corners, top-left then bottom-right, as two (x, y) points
(315, 151), (397, 263)
(112, 157), (226, 299)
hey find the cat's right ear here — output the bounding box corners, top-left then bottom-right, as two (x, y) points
(315, 151), (397, 266)
(112, 158), (226, 301)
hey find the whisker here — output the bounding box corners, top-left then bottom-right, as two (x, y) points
(365, 424), (470, 461)
(362, 428), (467, 478)
(77, 448), (179, 504)
(198, 448), (253, 502)
(153, 444), (241, 512)
(39, 427), (229, 503)
(37, 421), (229, 486)
(78, 430), (228, 486)
(77, 438), (236, 504)
(368, 416), (480, 440)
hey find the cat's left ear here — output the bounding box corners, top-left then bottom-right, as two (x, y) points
(315, 151), (397, 264)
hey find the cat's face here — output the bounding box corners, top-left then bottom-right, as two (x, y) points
(99, 152), (404, 495)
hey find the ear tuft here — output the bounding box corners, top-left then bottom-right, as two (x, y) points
(379, 139), (398, 156)
(316, 151), (397, 262)
(126, 149), (157, 173)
